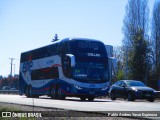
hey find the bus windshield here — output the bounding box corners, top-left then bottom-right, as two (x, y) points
(72, 61), (109, 83)
(69, 39), (109, 83)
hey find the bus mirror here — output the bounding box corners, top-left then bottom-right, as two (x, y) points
(66, 54), (75, 67)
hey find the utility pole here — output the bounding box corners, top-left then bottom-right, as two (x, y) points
(9, 58), (15, 77)
(9, 58), (15, 88)
(13, 64), (15, 76)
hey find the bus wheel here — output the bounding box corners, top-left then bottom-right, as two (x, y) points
(25, 86), (32, 98)
(32, 95), (39, 98)
(88, 97), (95, 101)
(57, 88), (65, 100)
(80, 97), (86, 101)
(50, 87), (56, 99)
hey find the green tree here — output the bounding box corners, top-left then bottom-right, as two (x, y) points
(131, 29), (149, 80)
(117, 70), (125, 80)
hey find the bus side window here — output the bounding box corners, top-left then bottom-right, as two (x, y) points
(62, 55), (71, 78)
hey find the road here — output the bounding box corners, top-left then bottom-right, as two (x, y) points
(0, 94), (160, 112)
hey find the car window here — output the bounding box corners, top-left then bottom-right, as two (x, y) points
(114, 81), (119, 86)
(126, 81), (146, 87)
(120, 81), (126, 87)
(116, 81), (122, 87)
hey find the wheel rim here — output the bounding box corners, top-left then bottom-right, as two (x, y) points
(57, 88), (65, 99)
(51, 88), (56, 99)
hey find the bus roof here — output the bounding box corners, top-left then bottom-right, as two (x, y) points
(21, 37), (104, 54)
(57, 37), (103, 44)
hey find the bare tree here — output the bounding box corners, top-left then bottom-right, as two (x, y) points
(122, 0), (150, 82)
(113, 46), (125, 80)
(151, 0), (160, 79)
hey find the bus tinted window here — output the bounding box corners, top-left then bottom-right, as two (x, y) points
(70, 40), (107, 58)
(20, 43), (60, 62)
(31, 67), (59, 80)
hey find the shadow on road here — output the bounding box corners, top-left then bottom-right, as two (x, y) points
(22, 95), (113, 102)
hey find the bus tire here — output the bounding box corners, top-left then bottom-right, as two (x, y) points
(50, 86), (56, 99)
(25, 86), (32, 98)
(80, 97), (86, 101)
(88, 96), (95, 101)
(57, 87), (65, 100)
(32, 95), (39, 98)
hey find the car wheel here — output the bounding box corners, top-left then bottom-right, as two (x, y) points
(127, 93), (134, 101)
(110, 91), (116, 100)
(148, 97), (155, 102)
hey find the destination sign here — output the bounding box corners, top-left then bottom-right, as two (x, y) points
(87, 53), (101, 57)
(78, 42), (99, 50)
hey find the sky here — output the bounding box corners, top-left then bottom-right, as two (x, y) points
(0, 0), (154, 76)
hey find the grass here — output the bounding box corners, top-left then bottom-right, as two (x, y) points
(0, 106), (21, 112)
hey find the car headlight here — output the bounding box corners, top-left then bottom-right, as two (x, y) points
(74, 84), (82, 90)
(135, 90), (141, 93)
(132, 87), (138, 91)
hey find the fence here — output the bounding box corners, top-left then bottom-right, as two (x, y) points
(0, 90), (19, 94)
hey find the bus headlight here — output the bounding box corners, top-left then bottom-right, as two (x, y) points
(74, 84), (82, 90)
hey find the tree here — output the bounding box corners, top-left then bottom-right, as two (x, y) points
(113, 46), (125, 80)
(0, 75), (19, 89)
(151, 0), (160, 80)
(131, 29), (149, 80)
(122, 0), (150, 82)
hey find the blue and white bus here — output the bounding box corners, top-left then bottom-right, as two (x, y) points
(19, 38), (109, 101)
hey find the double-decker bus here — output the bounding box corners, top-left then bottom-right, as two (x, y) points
(19, 38), (109, 101)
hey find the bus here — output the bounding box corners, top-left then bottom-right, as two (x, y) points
(19, 38), (110, 101)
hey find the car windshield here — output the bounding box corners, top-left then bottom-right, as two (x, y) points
(126, 81), (146, 87)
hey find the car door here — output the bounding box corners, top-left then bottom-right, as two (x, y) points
(119, 81), (127, 97)
(111, 81), (120, 97)
(115, 81), (125, 97)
